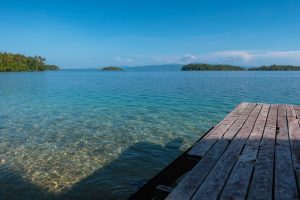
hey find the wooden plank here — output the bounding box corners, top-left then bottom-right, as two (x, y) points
(188, 103), (251, 157)
(219, 104), (270, 200)
(222, 104), (259, 140)
(210, 102), (249, 132)
(165, 138), (230, 200)
(294, 105), (300, 117)
(287, 105), (300, 194)
(188, 102), (249, 157)
(205, 102), (249, 134)
(293, 105), (300, 190)
(219, 103), (256, 142)
(166, 104), (256, 200)
(274, 105), (298, 200)
(247, 104), (278, 200)
(287, 104), (297, 117)
(191, 104), (262, 200)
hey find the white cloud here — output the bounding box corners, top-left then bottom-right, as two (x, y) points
(180, 53), (201, 63)
(114, 56), (121, 61)
(176, 50), (300, 66)
(111, 50), (300, 67)
(212, 51), (253, 63)
(257, 50), (300, 59)
(214, 50), (300, 62)
(113, 56), (133, 65)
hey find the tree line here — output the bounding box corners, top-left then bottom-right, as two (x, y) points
(181, 63), (300, 71)
(181, 63), (245, 71)
(248, 64), (300, 71)
(0, 52), (59, 72)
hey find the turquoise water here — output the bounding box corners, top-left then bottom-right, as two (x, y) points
(0, 70), (300, 199)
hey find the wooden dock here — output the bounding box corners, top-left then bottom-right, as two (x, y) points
(129, 102), (300, 200)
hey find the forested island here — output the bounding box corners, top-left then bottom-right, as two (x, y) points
(101, 66), (123, 71)
(181, 63), (245, 71)
(0, 52), (59, 72)
(248, 64), (300, 71)
(181, 63), (300, 71)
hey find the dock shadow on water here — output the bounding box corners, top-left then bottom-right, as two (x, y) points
(0, 138), (184, 200)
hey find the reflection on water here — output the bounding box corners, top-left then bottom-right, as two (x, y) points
(0, 70), (300, 199)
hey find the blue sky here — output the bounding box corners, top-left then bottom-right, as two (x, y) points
(1, 0), (300, 68)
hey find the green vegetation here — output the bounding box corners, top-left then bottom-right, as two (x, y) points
(43, 64), (60, 71)
(182, 63), (300, 71)
(101, 66), (123, 71)
(248, 64), (300, 71)
(0, 52), (59, 72)
(181, 63), (245, 71)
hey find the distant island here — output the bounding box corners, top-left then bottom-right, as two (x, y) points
(101, 66), (123, 71)
(248, 64), (300, 71)
(0, 52), (60, 72)
(181, 63), (300, 71)
(181, 63), (245, 71)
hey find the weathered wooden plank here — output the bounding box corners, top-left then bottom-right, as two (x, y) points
(207, 102), (249, 133)
(247, 104), (278, 200)
(188, 102), (249, 157)
(165, 138), (230, 200)
(222, 104), (259, 140)
(287, 105), (300, 194)
(166, 104), (255, 200)
(219, 104), (270, 200)
(286, 105), (300, 171)
(191, 104), (262, 200)
(294, 105), (300, 117)
(220, 103), (257, 142)
(293, 106), (300, 192)
(287, 104), (297, 117)
(274, 105), (298, 200)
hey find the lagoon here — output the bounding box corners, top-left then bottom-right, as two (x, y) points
(0, 70), (300, 199)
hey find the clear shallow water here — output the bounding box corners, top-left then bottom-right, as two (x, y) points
(0, 70), (300, 199)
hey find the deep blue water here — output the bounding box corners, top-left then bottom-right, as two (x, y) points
(0, 70), (300, 199)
